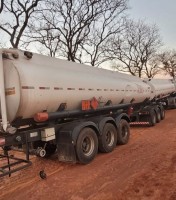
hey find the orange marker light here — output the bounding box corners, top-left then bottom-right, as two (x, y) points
(34, 113), (49, 122)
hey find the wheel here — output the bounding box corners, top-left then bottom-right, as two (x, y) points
(117, 119), (130, 145)
(98, 123), (117, 153)
(148, 108), (156, 126)
(76, 128), (98, 164)
(159, 105), (165, 120)
(155, 107), (161, 123)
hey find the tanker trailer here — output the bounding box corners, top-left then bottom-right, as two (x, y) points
(146, 79), (176, 108)
(129, 78), (176, 126)
(0, 49), (172, 177)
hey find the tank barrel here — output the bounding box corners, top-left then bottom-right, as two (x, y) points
(0, 49), (176, 128)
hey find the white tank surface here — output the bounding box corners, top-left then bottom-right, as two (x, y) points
(146, 79), (176, 98)
(0, 49), (153, 123)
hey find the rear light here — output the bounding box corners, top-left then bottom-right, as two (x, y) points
(0, 138), (5, 146)
(34, 112), (49, 122)
(128, 106), (134, 116)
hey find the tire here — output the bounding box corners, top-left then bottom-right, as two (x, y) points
(159, 105), (165, 120)
(76, 128), (98, 164)
(155, 107), (161, 123)
(98, 123), (117, 153)
(148, 108), (156, 126)
(117, 119), (130, 145)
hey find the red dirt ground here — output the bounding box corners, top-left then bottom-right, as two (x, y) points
(0, 109), (176, 200)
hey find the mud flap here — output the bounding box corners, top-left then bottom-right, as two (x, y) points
(57, 143), (76, 163)
(56, 131), (77, 163)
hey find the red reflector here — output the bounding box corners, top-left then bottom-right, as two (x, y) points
(130, 122), (149, 125)
(34, 113), (49, 122)
(128, 106), (134, 116)
(0, 138), (5, 146)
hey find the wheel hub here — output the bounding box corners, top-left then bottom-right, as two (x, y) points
(105, 131), (114, 146)
(82, 136), (94, 156)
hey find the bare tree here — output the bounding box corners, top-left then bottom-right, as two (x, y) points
(144, 57), (160, 78)
(38, 28), (60, 58)
(79, 1), (127, 67)
(26, 0), (128, 65)
(158, 50), (176, 79)
(25, 22), (61, 57)
(0, 0), (41, 48)
(109, 20), (162, 77)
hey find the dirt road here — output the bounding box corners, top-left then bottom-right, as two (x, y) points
(0, 109), (176, 200)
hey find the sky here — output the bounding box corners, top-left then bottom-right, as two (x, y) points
(128, 0), (176, 50)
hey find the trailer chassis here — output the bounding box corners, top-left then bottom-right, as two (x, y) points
(0, 105), (131, 178)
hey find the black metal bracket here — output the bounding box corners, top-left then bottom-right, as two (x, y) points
(0, 153), (32, 178)
(0, 133), (32, 178)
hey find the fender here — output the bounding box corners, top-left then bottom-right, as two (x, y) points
(56, 120), (100, 146)
(115, 113), (130, 127)
(97, 117), (117, 134)
(81, 116), (117, 135)
(72, 121), (99, 144)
